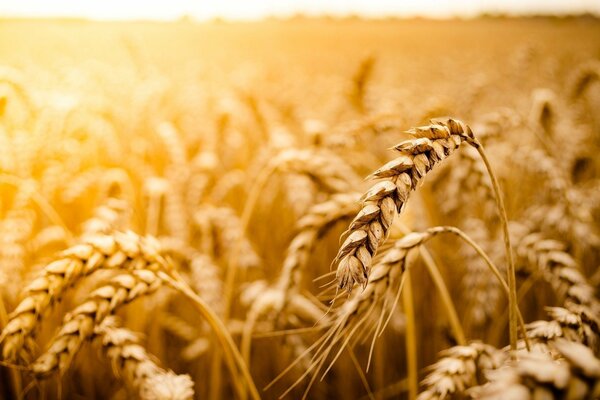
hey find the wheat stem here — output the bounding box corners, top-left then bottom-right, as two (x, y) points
(402, 270), (417, 400)
(164, 273), (261, 400)
(472, 140), (518, 352)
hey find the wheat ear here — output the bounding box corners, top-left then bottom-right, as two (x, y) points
(277, 192), (361, 294)
(417, 342), (506, 400)
(473, 339), (600, 399)
(334, 117), (519, 350)
(96, 317), (195, 400)
(32, 269), (167, 377)
(0, 231), (166, 362)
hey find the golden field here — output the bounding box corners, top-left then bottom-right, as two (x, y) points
(0, 16), (599, 399)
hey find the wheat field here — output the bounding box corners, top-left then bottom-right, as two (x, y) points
(0, 16), (599, 399)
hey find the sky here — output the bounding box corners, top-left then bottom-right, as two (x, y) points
(1, 0), (599, 21)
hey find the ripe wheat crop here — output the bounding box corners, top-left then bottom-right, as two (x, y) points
(0, 15), (599, 400)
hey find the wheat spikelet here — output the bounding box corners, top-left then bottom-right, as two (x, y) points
(513, 224), (600, 312)
(420, 304), (600, 400)
(526, 305), (600, 354)
(349, 55), (375, 113)
(570, 61), (600, 100)
(0, 185), (39, 306)
(185, 152), (218, 209)
(0, 65), (34, 123)
(524, 196), (600, 253)
(242, 280), (325, 329)
(81, 197), (130, 235)
(240, 279), (326, 373)
(417, 342), (505, 400)
(237, 193), (361, 369)
(96, 317), (194, 400)
(156, 122), (194, 240)
(100, 168), (135, 201)
(473, 339), (600, 399)
(38, 161), (65, 199)
(282, 174), (319, 217)
(160, 312), (198, 342)
(32, 269), (167, 377)
(419, 304), (599, 400)
(159, 167), (191, 243)
(277, 192), (361, 294)
(209, 168), (245, 202)
(158, 237), (225, 361)
(0, 230), (167, 362)
(28, 225), (70, 256)
(431, 113), (509, 222)
(334, 118), (477, 291)
(529, 88), (557, 139)
(334, 229), (434, 328)
(188, 251), (224, 316)
(156, 122), (187, 168)
(193, 205), (260, 270)
(512, 147), (600, 251)
(60, 168), (104, 204)
(159, 313), (211, 361)
(271, 148), (361, 194)
(158, 236), (224, 315)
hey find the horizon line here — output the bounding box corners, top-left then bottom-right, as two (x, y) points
(1, 10), (599, 23)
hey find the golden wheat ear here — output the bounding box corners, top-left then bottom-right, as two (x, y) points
(333, 119), (475, 293)
(96, 317), (195, 400)
(0, 231), (167, 363)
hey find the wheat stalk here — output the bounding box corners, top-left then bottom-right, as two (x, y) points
(459, 219), (503, 331)
(433, 145), (496, 222)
